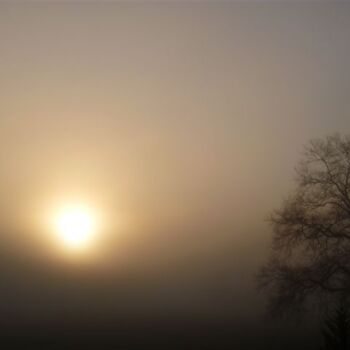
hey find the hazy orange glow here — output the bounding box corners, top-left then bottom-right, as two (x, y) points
(54, 205), (97, 250)
(0, 5), (349, 345)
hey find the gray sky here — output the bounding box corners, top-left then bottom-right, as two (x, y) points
(0, 1), (349, 330)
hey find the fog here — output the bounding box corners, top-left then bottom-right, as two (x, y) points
(0, 2), (349, 348)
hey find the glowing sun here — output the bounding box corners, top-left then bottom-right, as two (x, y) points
(54, 205), (96, 249)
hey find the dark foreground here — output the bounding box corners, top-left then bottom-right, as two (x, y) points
(0, 319), (318, 349)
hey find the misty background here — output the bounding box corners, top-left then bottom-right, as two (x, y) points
(0, 1), (350, 348)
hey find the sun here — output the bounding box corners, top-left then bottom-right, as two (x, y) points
(54, 205), (96, 250)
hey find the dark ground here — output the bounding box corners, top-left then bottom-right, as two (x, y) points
(0, 318), (319, 349)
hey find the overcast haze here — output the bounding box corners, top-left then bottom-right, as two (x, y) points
(0, 2), (350, 348)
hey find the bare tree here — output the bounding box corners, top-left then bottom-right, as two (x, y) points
(321, 296), (350, 350)
(259, 134), (350, 317)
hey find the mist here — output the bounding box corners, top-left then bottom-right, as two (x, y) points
(0, 1), (349, 349)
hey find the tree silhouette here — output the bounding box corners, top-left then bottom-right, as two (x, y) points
(259, 134), (350, 317)
(321, 297), (350, 350)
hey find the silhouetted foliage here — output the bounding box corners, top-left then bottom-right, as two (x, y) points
(321, 296), (350, 350)
(258, 134), (350, 317)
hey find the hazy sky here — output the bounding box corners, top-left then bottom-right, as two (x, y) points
(0, 1), (350, 336)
